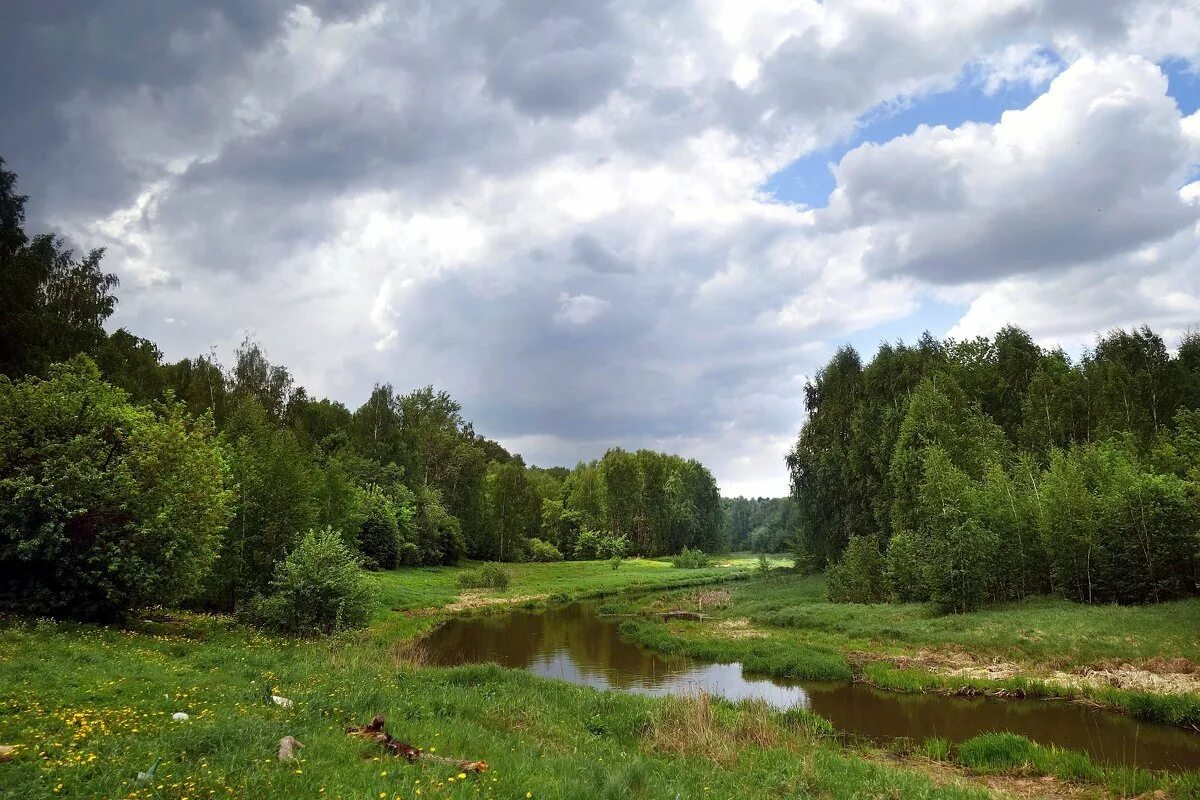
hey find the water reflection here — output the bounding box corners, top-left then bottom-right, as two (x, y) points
(424, 600), (1200, 770)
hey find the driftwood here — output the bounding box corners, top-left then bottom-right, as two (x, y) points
(661, 611), (707, 621)
(347, 715), (487, 773)
(277, 736), (304, 761)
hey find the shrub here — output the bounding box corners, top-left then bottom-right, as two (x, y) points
(575, 529), (627, 561)
(243, 526), (375, 636)
(0, 358), (231, 620)
(456, 563), (512, 591)
(826, 536), (887, 603)
(955, 732), (1036, 771)
(609, 555), (623, 571)
(671, 547), (711, 569)
(351, 485), (400, 570)
(526, 537), (564, 562)
(885, 530), (926, 602)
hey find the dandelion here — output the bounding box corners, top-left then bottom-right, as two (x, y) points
(457, 773), (467, 779)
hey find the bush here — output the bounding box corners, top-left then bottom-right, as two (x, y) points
(457, 563), (512, 591)
(352, 485), (401, 570)
(671, 547), (711, 569)
(575, 529), (628, 561)
(885, 530), (926, 602)
(826, 535), (887, 603)
(0, 358), (231, 620)
(243, 526), (375, 636)
(609, 555), (623, 571)
(526, 537), (564, 562)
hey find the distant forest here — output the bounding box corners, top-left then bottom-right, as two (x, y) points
(0, 159), (727, 620)
(790, 326), (1200, 610)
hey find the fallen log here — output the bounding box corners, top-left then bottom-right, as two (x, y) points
(347, 715), (488, 773)
(661, 611), (707, 621)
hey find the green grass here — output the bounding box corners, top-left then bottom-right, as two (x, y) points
(949, 732), (1198, 798)
(604, 573), (1200, 728)
(0, 604), (989, 800)
(3, 558), (1198, 799)
(714, 574), (1200, 666)
(370, 554), (769, 614)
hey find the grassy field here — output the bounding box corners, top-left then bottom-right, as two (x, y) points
(2, 557), (1198, 799)
(610, 572), (1200, 727)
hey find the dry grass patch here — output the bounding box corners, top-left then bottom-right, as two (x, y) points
(644, 692), (778, 765)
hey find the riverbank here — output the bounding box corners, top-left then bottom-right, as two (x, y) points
(1, 559), (1197, 799)
(608, 573), (1200, 729)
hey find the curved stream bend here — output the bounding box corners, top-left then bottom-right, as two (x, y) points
(424, 599), (1200, 771)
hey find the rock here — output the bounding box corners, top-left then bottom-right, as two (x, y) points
(271, 695), (294, 709)
(172, 712), (189, 721)
(0, 745), (16, 762)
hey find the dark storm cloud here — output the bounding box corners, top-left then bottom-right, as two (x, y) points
(0, 0), (373, 225)
(569, 233), (635, 274)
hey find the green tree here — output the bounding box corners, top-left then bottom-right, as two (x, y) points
(0, 162), (119, 378)
(0, 357), (230, 619)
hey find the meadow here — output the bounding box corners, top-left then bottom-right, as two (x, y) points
(3, 558), (1199, 800)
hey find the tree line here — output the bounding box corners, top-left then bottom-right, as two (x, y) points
(789, 325), (1200, 611)
(722, 496), (797, 553)
(0, 159), (727, 621)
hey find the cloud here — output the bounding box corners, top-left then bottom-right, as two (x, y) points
(4, 1), (1200, 496)
(821, 55), (1199, 283)
(555, 293), (609, 326)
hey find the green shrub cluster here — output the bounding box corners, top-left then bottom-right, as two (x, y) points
(525, 537), (564, 562)
(671, 547), (711, 569)
(241, 527), (375, 636)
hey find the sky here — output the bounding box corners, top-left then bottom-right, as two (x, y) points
(3, 1), (1200, 498)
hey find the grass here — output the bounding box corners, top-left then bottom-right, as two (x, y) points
(0, 603), (991, 800)
(2, 557), (1197, 799)
(606, 572), (1200, 727)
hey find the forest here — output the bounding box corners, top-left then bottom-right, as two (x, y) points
(790, 326), (1200, 611)
(0, 159), (727, 623)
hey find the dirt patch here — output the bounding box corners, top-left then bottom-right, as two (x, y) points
(872, 649), (1200, 697)
(716, 618), (769, 640)
(695, 589), (732, 610)
(439, 592), (549, 618)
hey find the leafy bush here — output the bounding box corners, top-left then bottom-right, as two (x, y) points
(609, 555), (623, 571)
(826, 535), (887, 604)
(955, 732), (1035, 771)
(456, 563), (512, 591)
(671, 547), (711, 569)
(526, 537), (564, 562)
(242, 526), (375, 636)
(351, 485), (400, 570)
(884, 531), (925, 602)
(0, 357), (231, 620)
(575, 528), (628, 561)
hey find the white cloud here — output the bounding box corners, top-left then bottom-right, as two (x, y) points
(555, 293), (610, 326)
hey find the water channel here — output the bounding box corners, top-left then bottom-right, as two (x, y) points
(424, 599), (1200, 771)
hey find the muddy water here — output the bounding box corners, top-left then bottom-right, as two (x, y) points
(424, 600), (1200, 771)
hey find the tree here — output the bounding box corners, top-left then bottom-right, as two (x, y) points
(0, 357), (230, 619)
(0, 162), (119, 378)
(206, 398), (319, 609)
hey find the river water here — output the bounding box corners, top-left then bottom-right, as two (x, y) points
(424, 599), (1200, 771)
